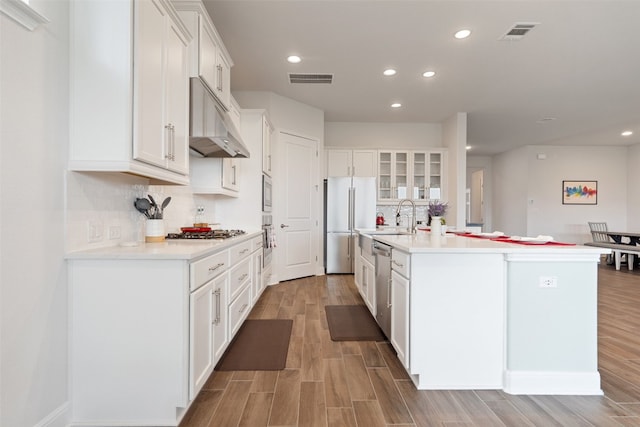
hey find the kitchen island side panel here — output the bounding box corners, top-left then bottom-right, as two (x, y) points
(69, 259), (190, 425)
(504, 255), (601, 395)
(409, 253), (505, 389)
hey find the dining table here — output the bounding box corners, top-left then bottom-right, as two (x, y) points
(604, 231), (640, 246)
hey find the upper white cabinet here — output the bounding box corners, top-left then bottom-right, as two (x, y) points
(326, 149), (377, 177)
(262, 116), (273, 176)
(174, 0), (233, 110)
(70, 0), (191, 185)
(190, 157), (240, 196)
(378, 150), (446, 203)
(241, 109), (273, 176)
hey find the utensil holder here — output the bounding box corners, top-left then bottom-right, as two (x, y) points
(145, 219), (165, 243)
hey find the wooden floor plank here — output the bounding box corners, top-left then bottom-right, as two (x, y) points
(238, 392), (274, 427)
(298, 381), (327, 427)
(367, 367), (414, 424)
(352, 400), (387, 427)
(207, 380), (252, 427)
(269, 369), (301, 426)
(326, 407), (357, 427)
(343, 354), (376, 400)
(324, 358), (351, 408)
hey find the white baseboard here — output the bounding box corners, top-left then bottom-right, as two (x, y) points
(504, 370), (603, 395)
(34, 401), (69, 427)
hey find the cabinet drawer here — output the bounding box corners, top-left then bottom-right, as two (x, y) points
(190, 250), (229, 292)
(391, 250), (410, 278)
(229, 283), (251, 338)
(230, 240), (252, 265)
(252, 236), (263, 252)
(229, 257), (251, 300)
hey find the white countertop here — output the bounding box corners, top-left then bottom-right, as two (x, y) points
(65, 230), (262, 261)
(358, 229), (609, 255)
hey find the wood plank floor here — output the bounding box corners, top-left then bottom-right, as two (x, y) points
(180, 263), (640, 427)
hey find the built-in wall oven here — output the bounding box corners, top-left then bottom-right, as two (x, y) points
(262, 213), (273, 268)
(262, 174), (272, 212)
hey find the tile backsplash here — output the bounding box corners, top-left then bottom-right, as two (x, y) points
(65, 172), (219, 252)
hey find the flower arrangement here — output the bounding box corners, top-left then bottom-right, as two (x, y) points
(428, 201), (448, 217)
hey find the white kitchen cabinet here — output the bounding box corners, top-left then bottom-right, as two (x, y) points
(68, 233), (262, 425)
(211, 272), (229, 363)
(174, 0), (234, 110)
(391, 269), (409, 369)
(190, 156), (240, 196)
(390, 249), (410, 368)
(326, 149), (377, 177)
(69, 0), (191, 185)
(189, 279), (214, 399)
(214, 49), (231, 109)
(263, 116), (273, 176)
(378, 150), (446, 203)
(411, 150), (446, 201)
(240, 109), (273, 176)
(361, 256), (376, 315)
(252, 237), (265, 305)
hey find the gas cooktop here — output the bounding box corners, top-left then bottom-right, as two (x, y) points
(166, 229), (246, 240)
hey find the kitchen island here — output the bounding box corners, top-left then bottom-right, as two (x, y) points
(357, 230), (608, 395)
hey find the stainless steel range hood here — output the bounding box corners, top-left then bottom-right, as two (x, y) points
(189, 77), (250, 158)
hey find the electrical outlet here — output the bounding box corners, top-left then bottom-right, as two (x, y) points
(539, 276), (558, 288)
(87, 220), (103, 243)
(108, 226), (121, 240)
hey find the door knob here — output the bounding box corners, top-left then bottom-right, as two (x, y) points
(280, 224), (289, 228)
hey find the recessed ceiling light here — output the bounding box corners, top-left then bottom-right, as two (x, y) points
(287, 55), (301, 64)
(536, 117), (557, 124)
(383, 68), (397, 76)
(454, 29), (471, 39)
(622, 130), (633, 136)
(466, 145), (472, 150)
(422, 70), (436, 78)
(391, 103), (402, 108)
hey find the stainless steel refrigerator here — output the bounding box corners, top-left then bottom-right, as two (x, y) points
(325, 177), (376, 273)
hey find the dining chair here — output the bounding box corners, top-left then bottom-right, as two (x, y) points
(588, 221), (616, 265)
(588, 221), (611, 243)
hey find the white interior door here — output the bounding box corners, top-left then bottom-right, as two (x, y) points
(276, 132), (318, 281)
(470, 169), (484, 224)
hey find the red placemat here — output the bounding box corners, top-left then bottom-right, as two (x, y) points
(493, 238), (576, 246)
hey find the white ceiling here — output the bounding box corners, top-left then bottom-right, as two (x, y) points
(203, 0), (640, 155)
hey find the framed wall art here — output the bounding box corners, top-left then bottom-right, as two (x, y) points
(562, 180), (598, 205)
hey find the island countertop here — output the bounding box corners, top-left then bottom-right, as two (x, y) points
(358, 229), (609, 255)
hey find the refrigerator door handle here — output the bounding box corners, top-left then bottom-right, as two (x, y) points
(350, 187), (356, 231)
(347, 187), (353, 230)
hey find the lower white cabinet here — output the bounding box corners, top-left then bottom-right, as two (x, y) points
(212, 272), (229, 363)
(189, 279), (214, 399)
(391, 249), (410, 368)
(252, 240), (264, 305)
(68, 233), (262, 426)
(391, 270), (409, 368)
(360, 256), (376, 315)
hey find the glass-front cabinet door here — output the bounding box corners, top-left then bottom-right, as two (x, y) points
(378, 151), (409, 201)
(428, 152), (443, 200)
(378, 149), (446, 203)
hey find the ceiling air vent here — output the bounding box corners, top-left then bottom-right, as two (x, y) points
(289, 73), (333, 84)
(499, 22), (539, 41)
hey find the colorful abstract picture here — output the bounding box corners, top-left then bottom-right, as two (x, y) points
(563, 180), (598, 205)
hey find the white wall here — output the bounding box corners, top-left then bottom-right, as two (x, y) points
(493, 147), (529, 236)
(493, 145), (628, 242)
(627, 143), (640, 231)
(467, 155), (493, 232)
(324, 122), (441, 149)
(443, 113), (467, 229)
(1, 2), (70, 425)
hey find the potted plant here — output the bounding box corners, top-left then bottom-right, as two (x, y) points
(428, 201), (448, 223)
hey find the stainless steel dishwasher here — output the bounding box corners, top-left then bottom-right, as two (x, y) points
(372, 240), (392, 339)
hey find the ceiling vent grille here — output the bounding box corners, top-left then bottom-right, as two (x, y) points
(289, 73), (333, 84)
(499, 22), (539, 41)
